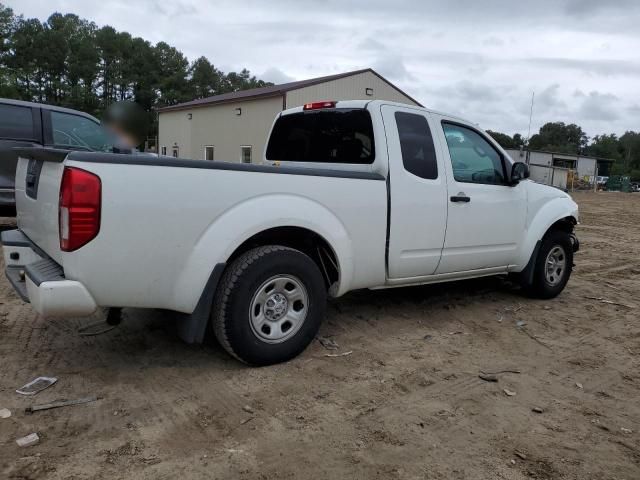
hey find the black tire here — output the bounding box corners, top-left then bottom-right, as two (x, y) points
(527, 229), (573, 299)
(211, 245), (326, 366)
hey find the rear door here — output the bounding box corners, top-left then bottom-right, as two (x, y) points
(434, 119), (527, 273)
(382, 105), (448, 279)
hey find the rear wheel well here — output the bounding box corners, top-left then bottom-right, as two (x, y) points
(226, 227), (340, 291)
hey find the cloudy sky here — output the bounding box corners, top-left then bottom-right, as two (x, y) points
(8, 0), (640, 137)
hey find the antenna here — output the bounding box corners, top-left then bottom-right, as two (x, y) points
(526, 91), (535, 145)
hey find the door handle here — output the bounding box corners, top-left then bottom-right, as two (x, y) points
(450, 194), (471, 203)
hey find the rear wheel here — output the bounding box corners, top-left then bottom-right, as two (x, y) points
(526, 230), (573, 299)
(211, 245), (326, 365)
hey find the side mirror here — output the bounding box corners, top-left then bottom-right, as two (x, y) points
(510, 162), (529, 185)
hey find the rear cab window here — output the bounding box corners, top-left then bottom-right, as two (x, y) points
(266, 109), (375, 164)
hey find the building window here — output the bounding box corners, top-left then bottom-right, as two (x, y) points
(241, 146), (252, 164)
(172, 146), (179, 158)
(204, 145), (214, 161)
(161, 146), (167, 156)
(365, 87), (373, 96)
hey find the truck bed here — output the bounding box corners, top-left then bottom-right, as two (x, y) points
(14, 148), (388, 314)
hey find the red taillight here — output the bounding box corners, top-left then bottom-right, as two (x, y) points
(59, 167), (101, 252)
(303, 101), (336, 110)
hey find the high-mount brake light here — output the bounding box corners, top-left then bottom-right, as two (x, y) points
(59, 167), (101, 252)
(303, 101), (337, 110)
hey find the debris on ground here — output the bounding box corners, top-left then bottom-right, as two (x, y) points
(516, 320), (527, 327)
(0, 408), (11, 418)
(317, 336), (339, 350)
(423, 334), (433, 341)
(478, 374), (498, 382)
(77, 319), (117, 336)
(480, 369), (521, 375)
(576, 382), (584, 389)
(16, 433), (40, 447)
(242, 405), (254, 414)
(325, 351), (353, 357)
(582, 296), (635, 309)
(25, 396), (99, 414)
(532, 407), (544, 414)
(16, 376), (58, 396)
(503, 388), (517, 397)
(514, 451), (527, 460)
(621, 428), (633, 434)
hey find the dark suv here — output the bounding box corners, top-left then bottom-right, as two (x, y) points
(0, 99), (115, 215)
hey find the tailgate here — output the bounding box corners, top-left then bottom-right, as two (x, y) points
(14, 148), (69, 264)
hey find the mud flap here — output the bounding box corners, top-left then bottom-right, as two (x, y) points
(519, 240), (542, 288)
(175, 263), (226, 344)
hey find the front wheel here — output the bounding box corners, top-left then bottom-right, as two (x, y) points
(526, 230), (574, 299)
(211, 245), (327, 365)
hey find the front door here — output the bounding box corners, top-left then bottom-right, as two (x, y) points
(382, 105), (448, 279)
(435, 120), (527, 274)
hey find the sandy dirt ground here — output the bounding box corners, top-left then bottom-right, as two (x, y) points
(0, 191), (639, 480)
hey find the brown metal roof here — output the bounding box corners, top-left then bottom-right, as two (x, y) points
(157, 68), (422, 112)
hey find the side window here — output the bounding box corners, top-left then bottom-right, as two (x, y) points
(442, 123), (505, 185)
(0, 104), (35, 140)
(50, 111), (112, 152)
(161, 146), (167, 156)
(395, 112), (438, 180)
(204, 145), (214, 160)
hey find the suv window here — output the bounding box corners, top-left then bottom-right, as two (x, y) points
(395, 112), (437, 179)
(442, 123), (505, 185)
(50, 111), (113, 152)
(0, 104), (34, 140)
(266, 109), (375, 164)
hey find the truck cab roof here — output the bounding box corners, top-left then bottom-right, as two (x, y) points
(280, 99), (473, 126)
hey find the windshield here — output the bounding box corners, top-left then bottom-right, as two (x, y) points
(50, 110), (114, 152)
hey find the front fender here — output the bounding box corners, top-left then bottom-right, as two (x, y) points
(172, 194), (353, 312)
(514, 195), (579, 271)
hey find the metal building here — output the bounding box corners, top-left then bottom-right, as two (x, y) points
(506, 148), (614, 190)
(157, 69), (421, 163)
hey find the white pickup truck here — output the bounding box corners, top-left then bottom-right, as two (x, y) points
(3, 100), (579, 365)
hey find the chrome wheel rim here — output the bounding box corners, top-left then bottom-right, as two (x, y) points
(249, 275), (309, 344)
(545, 245), (566, 286)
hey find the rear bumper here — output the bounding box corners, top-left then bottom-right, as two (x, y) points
(2, 230), (97, 317)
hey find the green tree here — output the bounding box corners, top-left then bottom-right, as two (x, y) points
(486, 130), (515, 149)
(528, 122), (588, 154)
(0, 3), (18, 97)
(154, 41), (191, 106)
(190, 56), (222, 98)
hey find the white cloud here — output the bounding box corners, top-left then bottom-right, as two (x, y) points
(260, 67), (294, 85)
